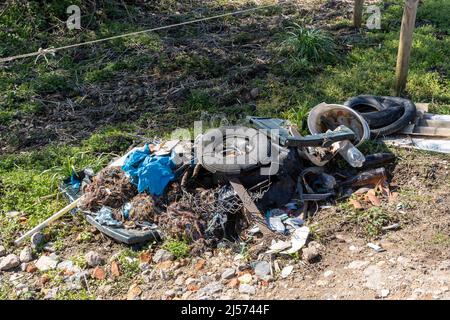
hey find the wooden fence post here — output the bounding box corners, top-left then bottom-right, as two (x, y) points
(395, 0), (419, 95)
(353, 0), (365, 28)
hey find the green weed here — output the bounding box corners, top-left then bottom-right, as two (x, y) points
(162, 238), (190, 259)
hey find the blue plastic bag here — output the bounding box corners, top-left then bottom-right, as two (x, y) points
(122, 144), (175, 196)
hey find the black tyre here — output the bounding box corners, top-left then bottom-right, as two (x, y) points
(344, 95), (417, 138)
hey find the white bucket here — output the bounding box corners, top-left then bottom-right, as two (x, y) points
(307, 103), (370, 146)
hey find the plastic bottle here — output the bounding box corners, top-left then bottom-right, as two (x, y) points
(334, 140), (365, 167)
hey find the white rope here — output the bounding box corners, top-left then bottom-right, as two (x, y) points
(0, 1), (289, 64)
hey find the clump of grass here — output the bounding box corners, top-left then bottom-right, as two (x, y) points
(83, 129), (134, 154)
(56, 288), (94, 300)
(116, 248), (140, 278)
(162, 238), (190, 259)
(276, 23), (337, 74)
(70, 254), (88, 270)
(182, 90), (217, 113)
(343, 204), (393, 237)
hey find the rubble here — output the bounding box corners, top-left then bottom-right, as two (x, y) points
(0, 254), (20, 271)
(239, 283), (256, 295)
(221, 268), (236, 280)
(85, 251), (104, 267)
(30, 232), (45, 249)
(35, 255), (58, 271)
(152, 249), (174, 263)
(19, 247), (33, 263)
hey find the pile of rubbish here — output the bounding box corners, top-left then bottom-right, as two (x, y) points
(18, 95), (449, 255)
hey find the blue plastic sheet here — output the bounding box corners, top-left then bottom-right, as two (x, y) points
(122, 144), (175, 196)
(70, 173), (81, 192)
(94, 206), (123, 227)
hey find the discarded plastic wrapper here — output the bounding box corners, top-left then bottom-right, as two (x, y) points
(367, 242), (385, 252)
(121, 144), (176, 196)
(281, 226), (310, 254)
(94, 206), (123, 227)
(281, 265), (294, 278)
(266, 209), (288, 234)
(266, 239), (292, 254)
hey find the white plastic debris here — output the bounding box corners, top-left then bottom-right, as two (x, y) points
(266, 240), (291, 254)
(281, 226), (310, 254)
(280, 265), (294, 278)
(367, 243), (385, 252)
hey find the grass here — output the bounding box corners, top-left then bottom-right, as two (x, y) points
(56, 288), (94, 300)
(116, 248), (140, 278)
(345, 204), (394, 237)
(162, 238), (190, 259)
(275, 23), (338, 75)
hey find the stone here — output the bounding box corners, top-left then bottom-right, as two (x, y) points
(139, 262), (150, 272)
(85, 251), (103, 267)
(164, 289), (176, 298)
(92, 266), (106, 280)
(185, 277), (197, 286)
(6, 211), (21, 218)
(187, 284), (200, 292)
(302, 245), (320, 263)
(43, 243), (56, 253)
(228, 278), (239, 288)
(253, 261), (271, 278)
(199, 282), (223, 295)
(139, 251), (152, 264)
(239, 284), (256, 295)
(152, 249), (174, 263)
(175, 275), (185, 286)
(156, 260), (173, 270)
(25, 262), (37, 273)
(238, 273), (253, 284)
(19, 247), (33, 263)
(347, 260), (370, 270)
(30, 232), (45, 249)
(363, 265), (383, 290)
(98, 284), (112, 295)
(324, 270), (334, 278)
(194, 259), (206, 271)
(44, 287), (58, 300)
(0, 254), (20, 271)
(111, 261), (121, 278)
(35, 255), (58, 271)
(221, 268), (236, 280)
(127, 284), (142, 300)
(316, 280), (328, 287)
(234, 254), (244, 262)
(0, 245), (6, 257)
(57, 260), (80, 274)
(380, 289), (390, 298)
